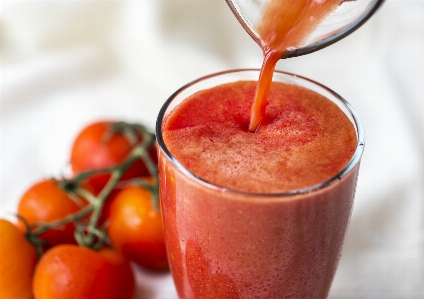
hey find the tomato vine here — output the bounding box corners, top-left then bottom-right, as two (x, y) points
(19, 121), (159, 255)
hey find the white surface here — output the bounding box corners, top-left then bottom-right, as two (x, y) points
(1, 1), (423, 298)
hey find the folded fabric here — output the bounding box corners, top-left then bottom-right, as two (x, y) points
(1, 1), (423, 298)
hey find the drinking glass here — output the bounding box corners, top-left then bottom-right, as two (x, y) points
(156, 69), (365, 299)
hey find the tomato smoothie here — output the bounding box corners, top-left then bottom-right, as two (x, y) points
(156, 70), (364, 299)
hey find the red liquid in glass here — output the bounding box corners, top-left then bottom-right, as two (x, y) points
(160, 80), (358, 299)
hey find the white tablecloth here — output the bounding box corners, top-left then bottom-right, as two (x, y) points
(1, 1), (423, 298)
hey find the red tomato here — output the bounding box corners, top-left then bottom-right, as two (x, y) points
(107, 185), (169, 271)
(70, 121), (157, 194)
(17, 179), (88, 247)
(33, 245), (135, 299)
(0, 219), (37, 299)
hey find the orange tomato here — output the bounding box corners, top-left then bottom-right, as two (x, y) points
(33, 244), (135, 299)
(17, 179), (87, 247)
(107, 185), (169, 271)
(0, 219), (37, 299)
(70, 121), (157, 194)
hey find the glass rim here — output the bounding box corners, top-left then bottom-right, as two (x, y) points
(285, 0), (385, 58)
(225, 0), (385, 58)
(156, 68), (365, 197)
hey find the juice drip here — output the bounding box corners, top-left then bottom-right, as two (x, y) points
(249, 50), (280, 132)
(249, 0), (342, 132)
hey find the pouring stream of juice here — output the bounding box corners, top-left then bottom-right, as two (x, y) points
(249, 0), (345, 132)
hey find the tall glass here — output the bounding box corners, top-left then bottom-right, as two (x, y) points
(156, 69), (365, 299)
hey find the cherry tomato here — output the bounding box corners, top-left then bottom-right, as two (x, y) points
(70, 121), (157, 194)
(0, 219), (37, 299)
(17, 179), (88, 247)
(33, 244), (135, 299)
(107, 184), (168, 271)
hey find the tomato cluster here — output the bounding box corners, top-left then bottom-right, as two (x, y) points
(0, 120), (168, 299)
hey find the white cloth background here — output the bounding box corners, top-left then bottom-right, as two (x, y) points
(0, 1), (423, 298)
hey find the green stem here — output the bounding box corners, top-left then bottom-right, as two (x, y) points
(31, 204), (94, 236)
(80, 136), (155, 248)
(74, 187), (98, 205)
